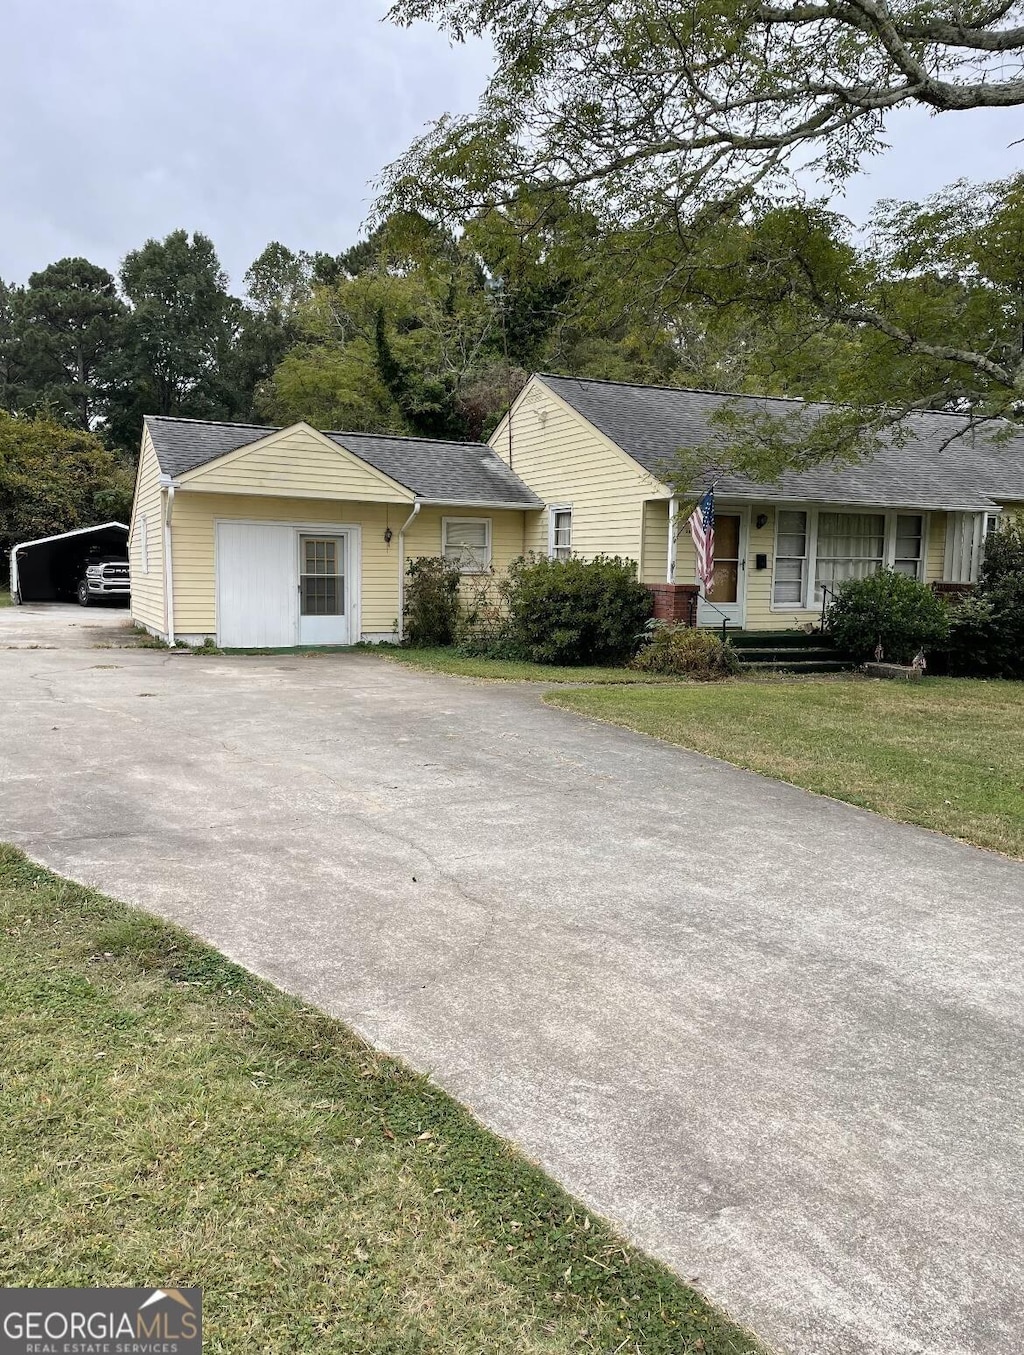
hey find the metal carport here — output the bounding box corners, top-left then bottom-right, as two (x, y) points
(9, 522), (129, 603)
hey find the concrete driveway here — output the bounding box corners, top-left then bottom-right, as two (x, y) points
(2, 608), (1023, 1355)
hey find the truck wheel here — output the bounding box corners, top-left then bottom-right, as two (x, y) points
(77, 580), (90, 607)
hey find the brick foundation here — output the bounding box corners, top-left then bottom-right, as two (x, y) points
(646, 583), (699, 625)
(931, 582), (976, 601)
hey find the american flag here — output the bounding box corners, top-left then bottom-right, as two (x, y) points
(688, 490), (715, 594)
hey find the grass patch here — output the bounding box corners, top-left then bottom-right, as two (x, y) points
(547, 676), (1024, 857)
(0, 846), (757, 1355)
(382, 647), (678, 684)
(0, 588), (11, 607)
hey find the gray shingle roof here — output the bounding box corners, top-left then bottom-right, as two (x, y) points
(540, 375), (1024, 511)
(144, 416), (541, 507)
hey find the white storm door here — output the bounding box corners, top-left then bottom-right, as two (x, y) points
(216, 522), (297, 648)
(298, 534), (349, 645)
(696, 511), (747, 627)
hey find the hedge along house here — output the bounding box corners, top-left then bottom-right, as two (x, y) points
(488, 375), (1024, 631)
(129, 417), (540, 647)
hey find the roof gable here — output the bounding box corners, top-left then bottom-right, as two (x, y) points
(144, 416), (541, 508)
(540, 375), (1024, 511)
(175, 422), (414, 503)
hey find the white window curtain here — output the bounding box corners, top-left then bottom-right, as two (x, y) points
(443, 519), (491, 572)
(815, 512), (885, 596)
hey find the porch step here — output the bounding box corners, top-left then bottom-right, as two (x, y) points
(727, 630), (827, 649)
(725, 630), (855, 674)
(740, 658), (851, 674)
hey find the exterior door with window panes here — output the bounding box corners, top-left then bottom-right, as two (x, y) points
(298, 534), (348, 645)
(697, 511), (745, 627)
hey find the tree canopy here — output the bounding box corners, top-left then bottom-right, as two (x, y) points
(383, 0), (1024, 214)
(377, 0), (1024, 472)
(0, 413), (133, 579)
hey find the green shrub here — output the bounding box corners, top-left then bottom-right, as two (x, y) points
(941, 518), (1024, 677)
(499, 554), (652, 665)
(825, 568), (950, 664)
(980, 516), (1024, 588)
(630, 623), (740, 679)
(948, 572), (1024, 679)
(404, 556), (462, 647)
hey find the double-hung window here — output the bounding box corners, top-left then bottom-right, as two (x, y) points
(549, 506), (572, 560)
(443, 517), (491, 573)
(893, 514), (925, 577)
(773, 510), (808, 605)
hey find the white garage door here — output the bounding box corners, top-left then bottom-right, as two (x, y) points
(216, 522), (297, 648)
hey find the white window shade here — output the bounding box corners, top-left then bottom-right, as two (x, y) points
(443, 518), (491, 572)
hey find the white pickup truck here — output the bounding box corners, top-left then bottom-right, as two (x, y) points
(77, 556), (131, 606)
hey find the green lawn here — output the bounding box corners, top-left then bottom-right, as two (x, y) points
(382, 647), (678, 684)
(0, 846), (757, 1355)
(547, 677), (1024, 858)
(0, 588), (11, 606)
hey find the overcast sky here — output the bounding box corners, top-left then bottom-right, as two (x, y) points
(2, 0), (1021, 291)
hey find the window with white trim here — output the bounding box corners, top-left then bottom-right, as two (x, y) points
(138, 514), (149, 574)
(772, 508), (928, 609)
(443, 517), (491, 572)
(893, 514), (924, 577)
(773, 509), (807, 605)
(549, 506), (572, 560)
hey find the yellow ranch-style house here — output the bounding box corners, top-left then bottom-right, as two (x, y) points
(129, 374), (1024, 647)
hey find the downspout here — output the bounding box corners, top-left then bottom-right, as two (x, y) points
(667, 496), (677, 583)
(396, 500), (422, 642)
(163, 483), (176, 645)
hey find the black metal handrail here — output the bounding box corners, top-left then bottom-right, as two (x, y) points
(819, 583), (838, 630)
(698, 593), (733, 642)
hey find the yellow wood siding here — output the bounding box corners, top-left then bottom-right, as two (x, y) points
(128, 428), (165, 633)
(640, 500), (670, 584)
(927, 512), (947, 582)
(168, 491), (525, 639)
(177, 425), (416, 503)
(744, 507), (777, 628)
(489, 379), (667, 564)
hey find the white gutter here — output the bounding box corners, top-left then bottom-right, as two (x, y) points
(162, 482), (176, 645)
(396, 499), (422, 641)
(667, 495), (678, 583)
(416, 499), (541, 510)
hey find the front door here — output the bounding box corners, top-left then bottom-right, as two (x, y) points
(697, 511), (746, 627)
(298, 534), (349, 645)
